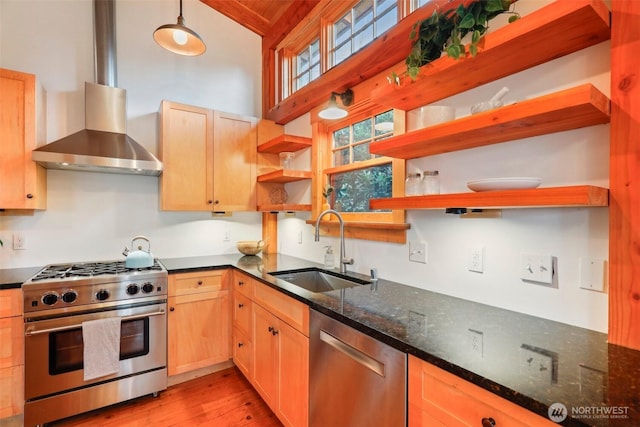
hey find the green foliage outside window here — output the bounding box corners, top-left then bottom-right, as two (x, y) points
(329, 110), (394, 212)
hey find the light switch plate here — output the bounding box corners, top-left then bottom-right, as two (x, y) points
(409, 241), (427, 263)
(579, 258), (606, 292)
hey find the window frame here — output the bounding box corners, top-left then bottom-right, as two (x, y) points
(310, 107), (408, 242)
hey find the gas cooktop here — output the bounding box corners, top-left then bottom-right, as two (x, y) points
(28, 259), (165, 282)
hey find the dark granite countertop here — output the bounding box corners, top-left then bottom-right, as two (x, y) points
(0, 266), (42, 289)
(161, 253), (640, 427)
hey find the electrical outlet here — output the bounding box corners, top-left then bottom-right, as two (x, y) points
(467, 247), (484, 273)
(520, 343), (558, 384)
(520, 253), (554, 284)
(468, 328), (483, 357)
(409, 241), (427, 263)
(13, 233), (26, 250)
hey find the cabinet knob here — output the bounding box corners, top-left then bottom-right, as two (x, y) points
(481, 418), (496, 427)
(26, 194), (33, 199)
(214, 200), (220, 205)
(272, 329), (279, 336)
(238, 342), (244, 348)
(207, 200), (213, 204)
(238, 281), (244, 286)
(170, 307), (175, 312)
(197, 280), (203, 285)
(238, 303), (244, 308)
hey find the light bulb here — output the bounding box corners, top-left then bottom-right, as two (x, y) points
(172, 29), (188, 45)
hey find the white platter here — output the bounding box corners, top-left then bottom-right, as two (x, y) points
(467, 177), (542, 192)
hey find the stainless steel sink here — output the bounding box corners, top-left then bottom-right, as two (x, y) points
(270, 268), (369, 293)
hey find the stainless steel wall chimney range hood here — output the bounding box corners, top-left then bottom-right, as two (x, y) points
(32, 0), (162, 176)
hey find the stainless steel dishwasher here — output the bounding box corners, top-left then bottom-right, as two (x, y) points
(310, 309), (407, 427)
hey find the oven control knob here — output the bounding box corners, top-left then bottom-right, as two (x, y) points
(42, 292), (60, 306)
(142, 282), (155, 293)
(96, 289), (110, 301)
(61, 290), (77, 303)
(126, 284), (140, 295)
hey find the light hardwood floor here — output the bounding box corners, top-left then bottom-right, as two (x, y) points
(51, 367), (283, 427)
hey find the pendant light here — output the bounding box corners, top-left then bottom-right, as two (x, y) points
(319, 89), (354, 120)
(153, 0), (206, 56)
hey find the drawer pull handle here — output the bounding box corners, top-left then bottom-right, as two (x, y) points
(481, 417), (496, 427)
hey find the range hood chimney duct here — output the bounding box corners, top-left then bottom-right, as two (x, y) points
(32, 0), (163, 176)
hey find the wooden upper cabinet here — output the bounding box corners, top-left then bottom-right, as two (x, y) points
(0, 68), (46, 210)
(212, 110), (257, 211)
(159, 101), (257, 212)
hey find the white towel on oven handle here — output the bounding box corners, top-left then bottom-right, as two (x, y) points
(82, 317), (121, 381)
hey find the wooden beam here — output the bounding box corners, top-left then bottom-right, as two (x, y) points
(609, 0), (640, 350)
(200, 0), (270, 36)
(263, 0), (322, 50)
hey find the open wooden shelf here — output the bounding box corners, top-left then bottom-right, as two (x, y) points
(370, 186), (609, 210)
(370, 84), (610, 159)
(257, 134), (312, 154)
(257, 169), (313, 183)
(258, 204), (311, 212)
(369, 0), (610, 111)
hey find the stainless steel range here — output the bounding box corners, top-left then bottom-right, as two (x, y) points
(22, 259), (168, 427)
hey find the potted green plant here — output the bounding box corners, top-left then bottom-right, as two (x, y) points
(397, 0), (520, 82)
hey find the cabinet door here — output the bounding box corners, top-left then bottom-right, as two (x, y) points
(0, 365), (23, 418)
(0, 68), (46, 210)
(159, 101), (214, 211)
(252, 304), (278, 407)
(276, 320), (309, 427)
(167, 291), (231, 375)
(212, 111), (257, 211)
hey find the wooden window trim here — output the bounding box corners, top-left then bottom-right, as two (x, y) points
(308, 113), (408, 244)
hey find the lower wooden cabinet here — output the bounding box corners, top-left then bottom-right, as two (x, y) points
(168, 270), (231, 376)
(232, 271), (309, 427)
(0, 289), (24, 419)
(409, 355), (555, 426)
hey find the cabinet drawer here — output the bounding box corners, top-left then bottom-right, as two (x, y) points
(169, 270), (227, 297)
(0, 289), (22, 318)
(233, 292), (252, 336)
(233, 272), (254, 298)
(253, 281), (309, 336)
(232, 327), (252, 380)
(409, 355), (555, 427)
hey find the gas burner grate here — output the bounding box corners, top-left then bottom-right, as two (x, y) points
(30, 260), (164, 281)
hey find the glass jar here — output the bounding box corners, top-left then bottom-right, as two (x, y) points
(422, 170), (440, 194)
(405, 172), (422, 196)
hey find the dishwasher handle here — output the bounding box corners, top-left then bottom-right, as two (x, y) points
(319, 329), (385, 377)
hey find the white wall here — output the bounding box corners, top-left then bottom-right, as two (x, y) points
(278, 1), (611, 333)
(0, 0), (263, 265)
(1, 0), (610, 333)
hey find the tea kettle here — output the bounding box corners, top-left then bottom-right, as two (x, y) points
(122, 235), (154, 269)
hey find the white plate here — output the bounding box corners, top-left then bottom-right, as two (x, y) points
(467, 177), (542, 192)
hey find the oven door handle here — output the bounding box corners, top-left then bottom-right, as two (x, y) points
(25, 310), (166, 336)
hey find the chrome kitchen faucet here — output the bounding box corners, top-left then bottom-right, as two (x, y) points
(314, 209), (354, 274)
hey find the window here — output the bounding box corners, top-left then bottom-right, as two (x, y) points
(295, 39), (320, 90)
(412, 0), (432, 11)
(332, 0), (398, 67)
(327, 110), (394, 213)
